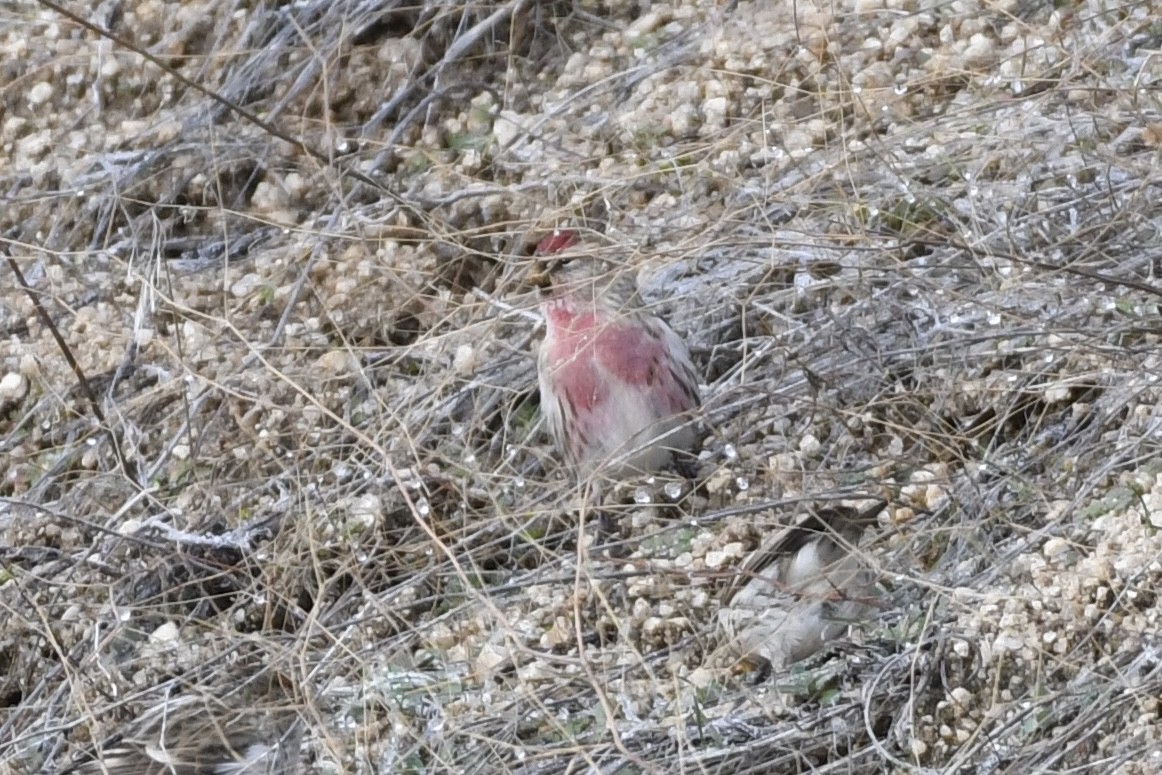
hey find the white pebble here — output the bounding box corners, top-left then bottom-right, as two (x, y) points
(0, 372), (29, 403)
(453, 344), (478, 375)
(798, 433), (822, 456)
(1042, 537), (1070, 559)
(625, 11), (664, 42)
(149, 621), (180, 644)
(230, 273), (263, 298)
(702, 96), (728, 128)
(27, 81), (54, 108)
(962, 33), (995, 66)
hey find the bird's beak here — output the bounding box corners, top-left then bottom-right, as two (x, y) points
(529, 259), (556, 291)
(529, 228), (581, 292)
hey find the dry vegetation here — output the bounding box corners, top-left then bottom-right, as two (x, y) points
(2, 0), (1162, 772)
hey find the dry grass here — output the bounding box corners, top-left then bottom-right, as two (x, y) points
(2, 0), (1162, 773)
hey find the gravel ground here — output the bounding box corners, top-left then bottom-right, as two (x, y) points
(2, 0), (1162, 773)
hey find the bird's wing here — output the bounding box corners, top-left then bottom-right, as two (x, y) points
(593, 317), (697, 414)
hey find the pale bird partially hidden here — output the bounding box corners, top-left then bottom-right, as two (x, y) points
(533, 230), (701, 479)
(62, 682), (303, 775)
(714, 501), (883, 675)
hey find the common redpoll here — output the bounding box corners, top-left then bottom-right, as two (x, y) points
(714, 501), (882, 674)
(63, 685), (303, 775)
(534, 231), (701, 478)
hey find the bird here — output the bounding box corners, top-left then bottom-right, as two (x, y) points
(533, 230), (701, 479)
(61, 681), (303, 775)
(713, 501), (883, 676)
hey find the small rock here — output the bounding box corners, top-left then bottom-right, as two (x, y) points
(625, 11), (665, 42)
(0, 372), (29, 404)
(668, 104), (699, 136)
(149, 621), (181, 644)
(493, 110), (525, 148)
(798, 433), (822, 457)
(962, 33), (995, 67)
(702, 96), (728, 128)
(230, 273), (264, 298)
(314, 349), (356, 375)
(453, 344), (478, 376)
(27, 81), (54, 108)
(686, 666), (715, 689)
(475, 643), (508, 678)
